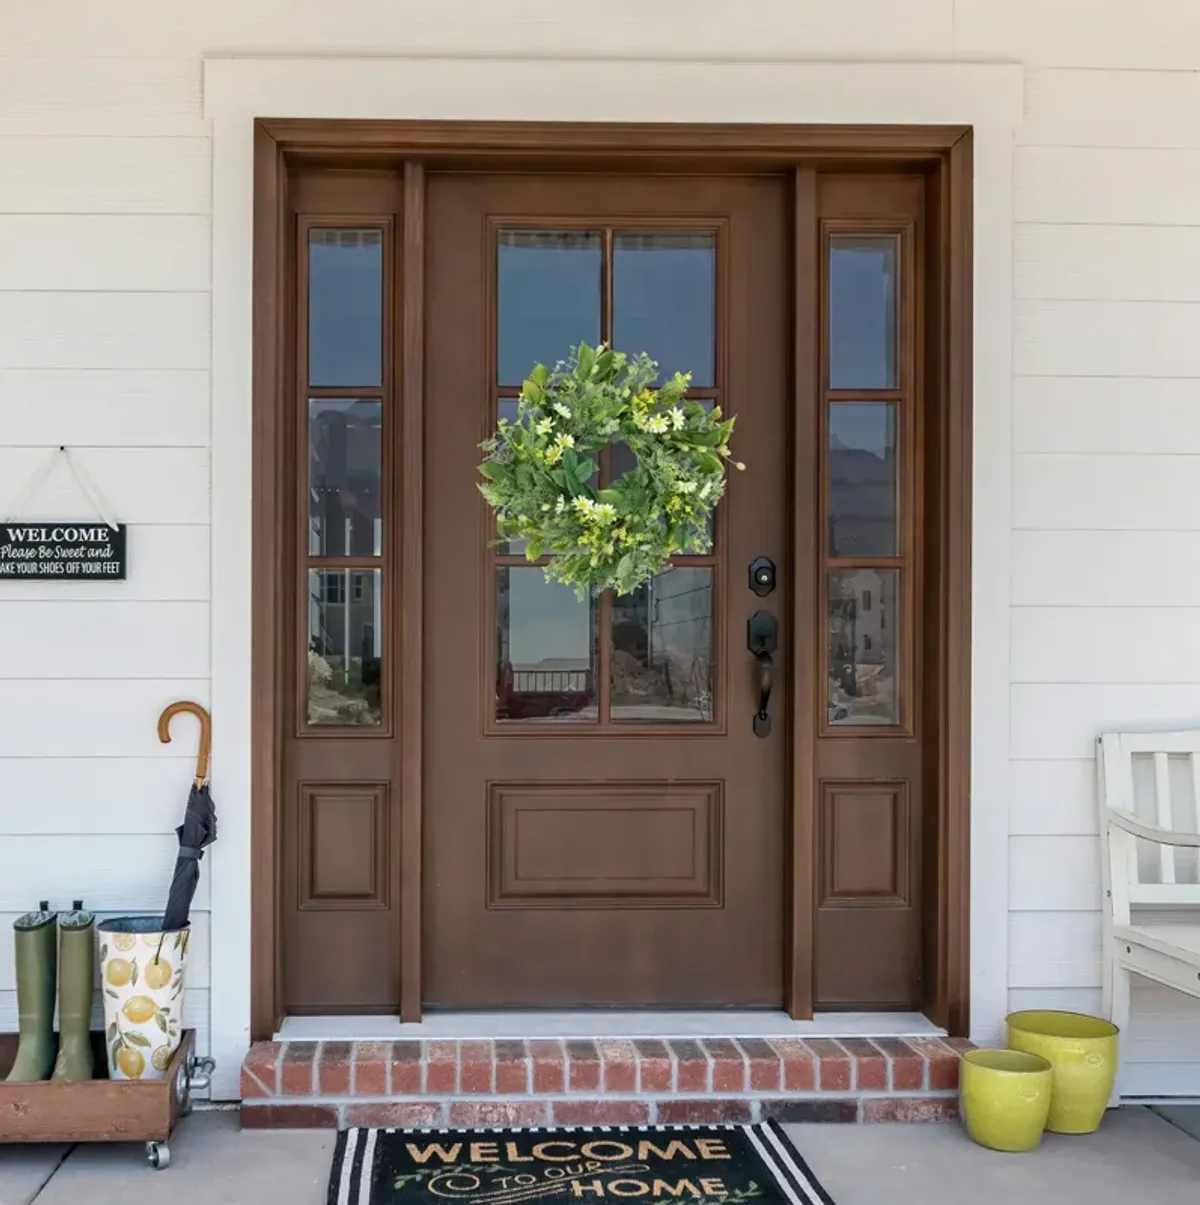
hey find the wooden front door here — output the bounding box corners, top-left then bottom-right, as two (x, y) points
(424, 175), (789, 1006)
(273, 154), (935, 1020)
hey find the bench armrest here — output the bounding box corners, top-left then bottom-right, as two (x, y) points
(1106, 807), (1200, 848)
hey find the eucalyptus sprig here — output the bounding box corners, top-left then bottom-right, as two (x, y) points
(478, 342), (742, 596)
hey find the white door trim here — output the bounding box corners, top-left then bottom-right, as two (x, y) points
(203, 55), (1023, 1099)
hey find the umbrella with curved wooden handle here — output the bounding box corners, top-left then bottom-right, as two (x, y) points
(158, 700), (211, 788)
(157, 701), (217, 933)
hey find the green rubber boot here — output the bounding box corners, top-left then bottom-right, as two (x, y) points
(52, 901), (95, 1083)
(4, 904), (57, 1082)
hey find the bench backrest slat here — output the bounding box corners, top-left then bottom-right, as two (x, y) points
(1099, 731), (1200, 916)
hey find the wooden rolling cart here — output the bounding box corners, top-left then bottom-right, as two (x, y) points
(0, 1023), (214, 1167)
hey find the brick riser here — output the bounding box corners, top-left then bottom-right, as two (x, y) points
(241, 1036), (971, 1129)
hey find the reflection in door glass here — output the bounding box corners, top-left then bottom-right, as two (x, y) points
(308, 399), (382, 557)
(308, 229), (383, 387)
(828, 402), (897, 557)
(613, 233), (715, 385)
(828, 235), (898, 390)
(612, 568), (714, 723)
(496, 568), (597, 723)
(827, 569), (898, 726)
(498, 231), (602, 385)
(308, 569), (383, 726)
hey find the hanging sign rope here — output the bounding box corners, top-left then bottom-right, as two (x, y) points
(0, 447), (127, 581)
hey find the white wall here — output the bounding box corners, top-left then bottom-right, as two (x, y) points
(1010, 57), (1200, 1097)
(1, 1), (1199, 1099)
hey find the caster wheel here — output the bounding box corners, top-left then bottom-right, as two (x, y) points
(146, 1141), (171, 1170)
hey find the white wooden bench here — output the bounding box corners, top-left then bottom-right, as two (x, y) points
(1099, 730), (1200, 1101)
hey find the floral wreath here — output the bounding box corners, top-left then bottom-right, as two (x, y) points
(478, 342), (742, 596)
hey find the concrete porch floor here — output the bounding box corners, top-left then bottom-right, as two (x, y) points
(2, 1107), (1198, 1205)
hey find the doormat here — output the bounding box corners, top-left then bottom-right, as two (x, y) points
(328, 1123), (834, 1205)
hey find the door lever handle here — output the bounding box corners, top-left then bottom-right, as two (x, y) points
(747, 611), (778, 738)
(753, 649), (773, 738)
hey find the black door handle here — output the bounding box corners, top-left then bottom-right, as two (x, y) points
(747, 611), (778, 738)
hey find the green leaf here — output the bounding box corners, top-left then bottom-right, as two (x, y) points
(530, 362), (550, 386)
(478, 461), (504, 480)
(130, 959), (138, 987)
(525, 536), (544, 560)
(576, 342), (596, 379)
(126, 1032), (152, 1048)
(691, 429), (724, 447)
(697, 452), (724, 474)
(107, 1022), (118, 1042)
(105, 988), (119, 999)
(155, 1014), (169, 1034)
(575, 457), (596, 484)
(100, 943), (108, 961)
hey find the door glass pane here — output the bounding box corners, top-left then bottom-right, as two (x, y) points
(496, 568), (597, 723)
(498, 231), (602, 385)
(308, 229), (383, 387)
(828, 402), (897, 557)
(829, 235), (897, 390)
(612, 567), (714, 723)
(309, 399), (382, 557)
(308, 568), (383, 726)
(827, 569), (898, 726)
(613, 232), (715, 385)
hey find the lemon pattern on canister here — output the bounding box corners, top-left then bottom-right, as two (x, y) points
(99, 926), (189, 1080)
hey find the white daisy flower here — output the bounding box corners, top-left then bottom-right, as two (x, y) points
(553, 402), (572, 419)
(535, 418), (553, 436)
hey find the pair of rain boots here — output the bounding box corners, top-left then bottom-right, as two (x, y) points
(4, 901), (95, 1084)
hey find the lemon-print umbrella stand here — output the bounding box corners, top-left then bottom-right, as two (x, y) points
(97, 916), (189, 1080)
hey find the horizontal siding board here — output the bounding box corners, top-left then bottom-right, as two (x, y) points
(0, 216), (210, 292)
(1010, 835), (1102, 911)
(1015, 224), (1200, 302)
(0, 527), (209, 601)
(1014, 454), (1200, 531)
(0, 137), (209, 214)
(1011, 759), (1097, 836)
(0, 988), (208, 1054)
(0, 679), (209, 757)
(1010, 910), (1101, 988)
(0, 369), (209, 448)
(0, 602), (209, 679)
(955, 1), (1200, 70)
(0, 448), (209, 524)
(1013, 532), (1200, 607)
(1021, 68), (1200, 149)
(1014, 300), (1200, 379)
(0, 913), (210, 990)
(0, 292), (209, 370)
(1012, 608), (1200, 684)
(0, 835), (210, 911)
(2, 2), (954, 58)
(0, 758), (203, 832)
(1014, 377), (1200, 456)
(0, 58), (204, 136)
(1016, 148), (1200, 226)
(1011, 684), (1200, 760)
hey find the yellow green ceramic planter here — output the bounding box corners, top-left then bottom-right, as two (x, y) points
(1005, 1010), (1119, 1134)
(960, 1049), (1054, 1152)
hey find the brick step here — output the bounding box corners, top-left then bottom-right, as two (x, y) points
(240, 1036), (971, 1129)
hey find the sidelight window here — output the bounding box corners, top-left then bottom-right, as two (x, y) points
(823, 230), (909, 729)
(302, 226), (389, 728)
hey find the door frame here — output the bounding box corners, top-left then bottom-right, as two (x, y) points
(249, 120), (973, 1038)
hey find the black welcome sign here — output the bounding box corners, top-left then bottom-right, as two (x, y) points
(0, 523), (127, 581)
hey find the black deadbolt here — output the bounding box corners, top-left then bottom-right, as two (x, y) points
(749, 556), (776, 597)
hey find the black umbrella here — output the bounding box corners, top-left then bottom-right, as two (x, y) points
(158, 702), (218, 933)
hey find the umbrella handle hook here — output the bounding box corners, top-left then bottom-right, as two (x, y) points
(158, 701), (212, 787)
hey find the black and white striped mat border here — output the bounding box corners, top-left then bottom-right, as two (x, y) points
(328, 1123), (834, 1205)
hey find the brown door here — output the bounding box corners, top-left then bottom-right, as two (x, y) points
(424, 174), (790, 1006)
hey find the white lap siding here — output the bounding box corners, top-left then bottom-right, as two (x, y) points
(1, 1), (1199, 1099)
(1012, 57), (1200, 1098)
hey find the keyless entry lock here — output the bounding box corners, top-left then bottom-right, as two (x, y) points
(747, 610), (778, 738)
(749, 557), (776, 597)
